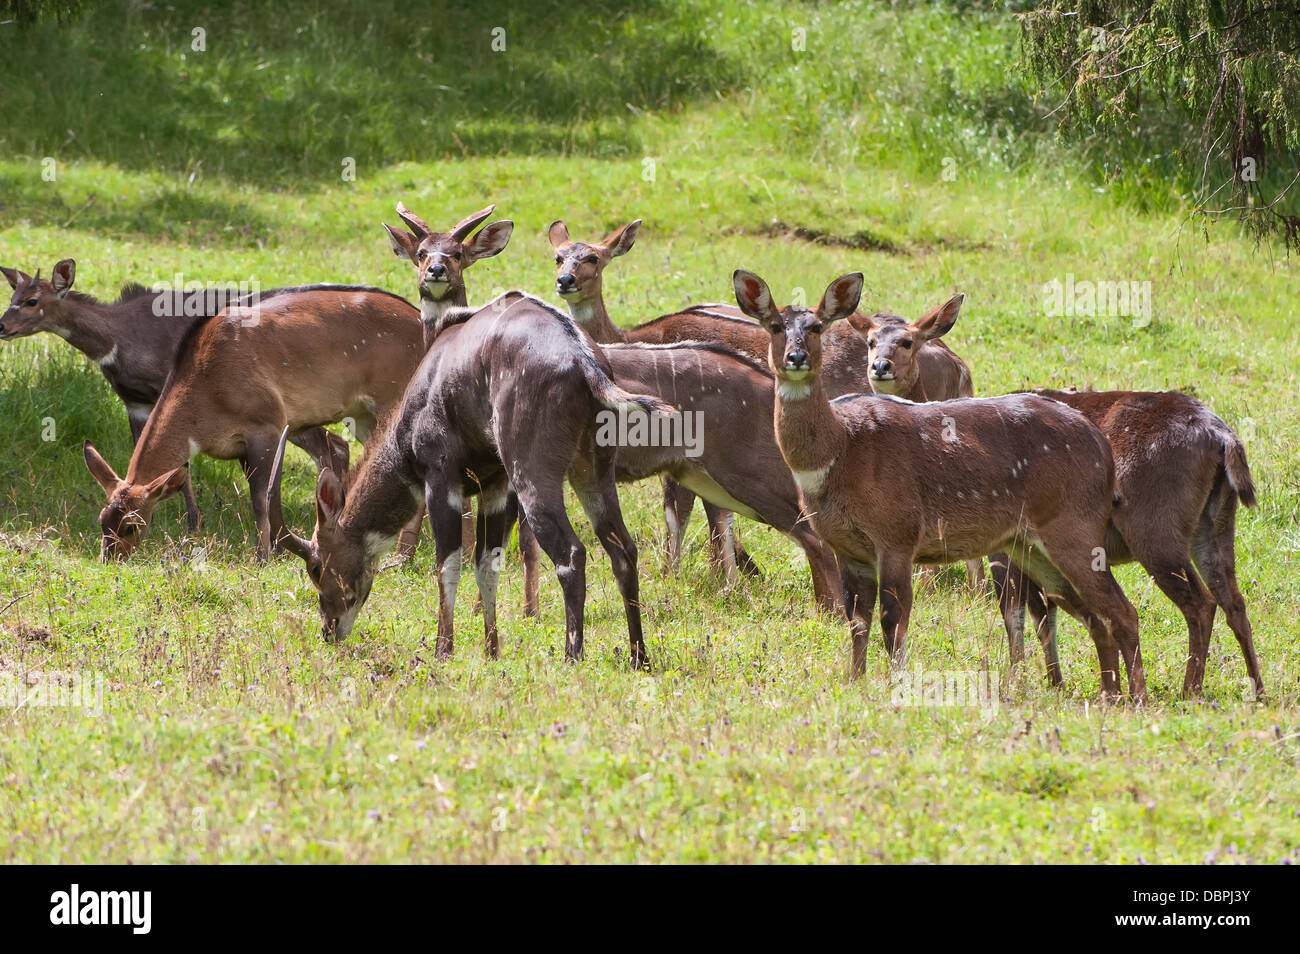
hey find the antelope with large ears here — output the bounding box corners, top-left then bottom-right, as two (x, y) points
(733, 269), (1146, 702)
(384, 203), (513, 347)
(82, 285), (425, 561)
(847, 294), (972, 402)
(278, 292), (672, 668)
(2, 261), (349, 532)
(845, 294), (983, 588)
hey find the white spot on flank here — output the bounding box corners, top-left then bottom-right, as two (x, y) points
(187, 439), (201, 460)
(97, 344), (119, 368)
(791, 464), (832, 496)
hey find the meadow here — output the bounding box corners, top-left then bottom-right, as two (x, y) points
(0, 0), (1297, 863)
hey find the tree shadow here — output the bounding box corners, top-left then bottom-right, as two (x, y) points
(0, 0), (746, 188)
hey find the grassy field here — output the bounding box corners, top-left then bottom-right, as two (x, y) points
(1, 0), (1297, 863)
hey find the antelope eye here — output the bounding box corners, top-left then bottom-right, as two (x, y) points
(25, 298), (38, 307)
(555, 256), (563, 265)
(901, 339), (913, 349)
(452, 251), (462, 261)
(417, 250), (426, 261)
(309, 564), (323, 584)
(768, 323), (783, 335)
(867, 338), (877, 349)
(808, 322), (824, 334)
(584, 255), (598, 264)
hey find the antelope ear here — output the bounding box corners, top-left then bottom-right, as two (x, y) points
(315, 469), (345, 526)
(83, 441), (124, 495)
(601, 219), (641, 259)
(51, 259), (76, 298)
(383, 223), (417, 260)
(732, 269), (778, 324)
(547, 220), (571, 249)
(1, 266), (25, 290)
(817, 273), (864, 323)
(845, 312), (884, 338)
(465, 220), (513, 262)
(143, 465), (189, 502)
(913, 293), (964, 340)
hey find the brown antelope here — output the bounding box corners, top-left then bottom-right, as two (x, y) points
(0, 261), (348, 530)
(548, 217), (766, 580)
(733, 269), (1146, 701)
(596, 340), (843, 611)
(846, 296), (983, 587)
(991, 389), (1263, 698)
(382, 203), (513, 347)
(382, 202), (538, 613)
(547, 219), (980, 585)
(275, 292), (673, 669)
(81, 285), (424, 561)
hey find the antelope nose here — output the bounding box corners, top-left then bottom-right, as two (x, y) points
(786, 349), (808, 368)
(557, 274), (576, 291)
(427, 264), (446, 280)
(872, 359), (893, 375)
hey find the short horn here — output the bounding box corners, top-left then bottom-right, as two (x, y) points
(450, 205), (495, 242)
(395, 202), (432, 238)
(266, 427), (314, 561)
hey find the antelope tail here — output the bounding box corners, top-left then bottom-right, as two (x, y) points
(1223, 432), (1257, 508)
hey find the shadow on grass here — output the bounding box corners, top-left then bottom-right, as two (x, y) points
(0, 0), (746, 189)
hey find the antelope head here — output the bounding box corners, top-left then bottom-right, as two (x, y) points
(547, 219), (640, 311)
(269, 429), (373, 643)
(383, 203), (513, 307)
(732, 269), (864, 396)
(847, 294), (964, 396)
(0, 259), (79, 339)
(83, 441), (188, 560)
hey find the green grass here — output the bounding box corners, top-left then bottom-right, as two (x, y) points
(1, 0), (1298, 863)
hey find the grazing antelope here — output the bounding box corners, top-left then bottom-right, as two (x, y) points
(596, 340), (843, 611)
(991, 389), (1263, 698)
(276, 292), (673, 669)
(733, 269), (1146, 701)
(81, 285), (424, 561)
(0, 261), (348, 530)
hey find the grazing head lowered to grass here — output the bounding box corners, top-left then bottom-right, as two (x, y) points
(278, 292), (674, 668)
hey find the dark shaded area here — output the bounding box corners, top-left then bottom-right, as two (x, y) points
(0, 0), (746, 187)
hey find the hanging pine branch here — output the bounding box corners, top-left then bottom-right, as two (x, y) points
(1017, 1), (1300, 242)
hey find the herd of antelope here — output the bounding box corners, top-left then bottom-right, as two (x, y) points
(0, 202), (1266, 703)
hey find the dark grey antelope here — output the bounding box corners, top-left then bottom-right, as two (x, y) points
(733, 269), (1146, 702)
(381, 202), (540, 611)
(991, 389), (1264, 698)
(277, 292), (674, 669)
(1, 261), (349, 530)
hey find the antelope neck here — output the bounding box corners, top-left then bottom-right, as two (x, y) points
(773, 373), (846, 474)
